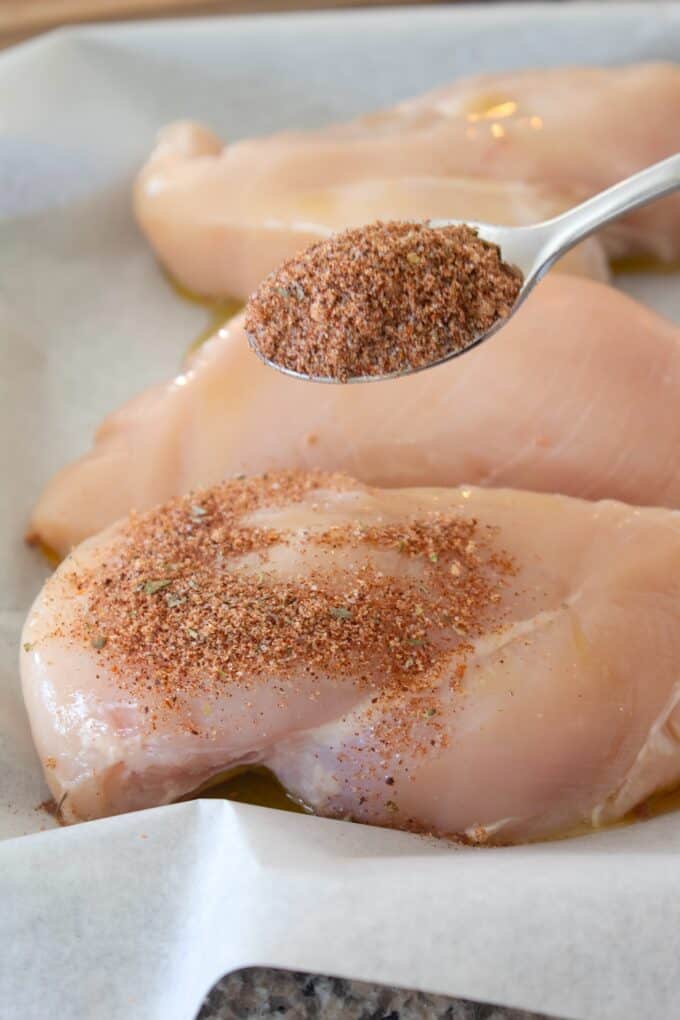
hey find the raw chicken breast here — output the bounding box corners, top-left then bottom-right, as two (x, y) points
(29, 276), (680, 559)
(136, 122), (607, 298)
(135, 63), (680, 298)
(21, 472), (680, 843)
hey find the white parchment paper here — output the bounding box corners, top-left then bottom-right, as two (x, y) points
(1, 5), (680, 1018)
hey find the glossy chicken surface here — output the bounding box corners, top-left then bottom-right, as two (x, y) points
(136, 122), (607, 298)
(135, 63), (680, 298)
(29, 276), (680, 559)
(21, 474), (680, 843)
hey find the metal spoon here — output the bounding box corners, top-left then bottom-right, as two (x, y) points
(247, 152), (680, 384)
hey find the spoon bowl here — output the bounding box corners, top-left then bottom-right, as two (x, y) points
(248, 152), (680, 384)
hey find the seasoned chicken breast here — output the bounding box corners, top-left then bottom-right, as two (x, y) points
(29, 276), (680, 559)
(21, 473), (680, 843)
(135, 63), (680, 298)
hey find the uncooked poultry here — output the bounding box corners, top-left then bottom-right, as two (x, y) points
(21, 472), (680, 843)
(28, 276), (680, 558)
(134, 63), (680, 298)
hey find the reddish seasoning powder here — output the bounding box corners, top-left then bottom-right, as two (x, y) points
(245, 221), (523, 381)
(62, 472), (515, 741)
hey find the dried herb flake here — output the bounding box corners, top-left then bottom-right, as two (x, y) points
(330, 606), (353, 620)
(143, 579), (172, 595)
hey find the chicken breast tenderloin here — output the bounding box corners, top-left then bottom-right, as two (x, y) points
(135, 63), (680, 298)
(21, 473), (680, 843)
(29, 276), (680, 559)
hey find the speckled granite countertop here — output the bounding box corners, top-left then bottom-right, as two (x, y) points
(197, 970), (554, 1020)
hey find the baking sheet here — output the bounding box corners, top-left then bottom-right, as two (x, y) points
(1, 5), (680, 1018)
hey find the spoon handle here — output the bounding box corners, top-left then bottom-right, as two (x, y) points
(536, 152), (680, 273)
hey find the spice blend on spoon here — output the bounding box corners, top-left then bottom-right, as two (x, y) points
(245, 221), (523, 381)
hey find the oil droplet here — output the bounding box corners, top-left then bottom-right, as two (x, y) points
(612, 255), (680, 275)
(26, 536), (62, 569)
(186, 765), (310, 815)
(465, 96), (519, 121)
(163, 270), (243, 360)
